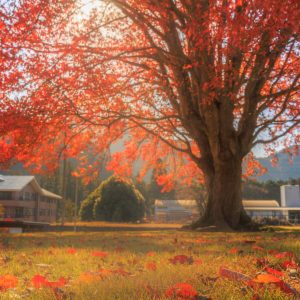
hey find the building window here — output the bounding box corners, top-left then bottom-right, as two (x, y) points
(23, 192), (31, 201)
(24, 208), (34, 217)
(4, 207), (15, 218)
(39, 209), (47, 216)
(0, 191), (12, 200)
(31, 193), (38, 201)
(15, 207), (24, 218)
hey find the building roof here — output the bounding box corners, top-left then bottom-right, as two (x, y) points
(0, 175), (61, 199)
(155, 199), (281, 211)
(155, 200), (199, 213)
(0, 176), (36, 191)
(242, 200), (279, 208)
(41, 188), (62, 200)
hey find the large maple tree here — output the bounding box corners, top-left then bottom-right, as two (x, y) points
(1, 0), (299, 229)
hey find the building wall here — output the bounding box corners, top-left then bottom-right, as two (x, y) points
(245, 210), (283, 218)
(38, 196), (57, 223)
(280, 185), (300, 207)
(0, 183), (57, 223)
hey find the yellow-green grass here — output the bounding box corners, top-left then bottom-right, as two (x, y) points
(0, 229), (299, 299)
(52, 221), (181, 229)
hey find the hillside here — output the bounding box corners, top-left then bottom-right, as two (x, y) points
(257, 149), (300, 181)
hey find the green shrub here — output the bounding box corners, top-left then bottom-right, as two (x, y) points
(79, 186), (101, 221)
(94, 176), (145, 222)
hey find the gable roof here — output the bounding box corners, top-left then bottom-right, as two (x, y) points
(0, 176), (37, 191)
(41, 188), (62, 200)
(0, 175), (61, 199)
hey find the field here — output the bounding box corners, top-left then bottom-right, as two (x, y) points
(0, 226), (300, 300)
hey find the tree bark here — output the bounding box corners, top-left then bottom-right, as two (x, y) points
(190, 156), (252, 230)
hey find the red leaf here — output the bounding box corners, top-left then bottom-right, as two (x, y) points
(66, 248), (76, 254)
(264, 267), (284, 277)
(91, 251), (108, 258)
(0, 275), (18, 291)
(229, 248), (239, 254)
(252, 245), (264, 252)
(194, 259), (202, 265)
(219, 267), (251, 282)
(281, 260), (298, 269)
(31, 274), (67, 289)
(165, 283), (198, 299)
(146, 262), (157, 271)
(274, 252), (295, 259)
(169, 255), (193, 265)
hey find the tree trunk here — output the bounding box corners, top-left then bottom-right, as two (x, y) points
(191, 156), (252, 230)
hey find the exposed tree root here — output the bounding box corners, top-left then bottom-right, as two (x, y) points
(182, 214), (261, 232)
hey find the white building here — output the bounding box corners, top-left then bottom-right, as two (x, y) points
(154, 200), (199, 223)
(154, 185), (300, 223)
(280, 185), (300, 221)
(0, 175), (61, 223)
(281, 185), (300, 207)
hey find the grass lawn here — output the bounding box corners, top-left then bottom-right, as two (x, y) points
(0, 227), (300, 299)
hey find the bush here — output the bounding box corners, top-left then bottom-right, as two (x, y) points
(94, 176), (145, 222)
(79, 186), (101, 221)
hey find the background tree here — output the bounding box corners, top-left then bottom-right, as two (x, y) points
(93, 176), (145, 222)
(0, 0), (299, 229)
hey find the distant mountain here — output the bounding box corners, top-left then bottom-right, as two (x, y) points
(257, 149), (300, 181)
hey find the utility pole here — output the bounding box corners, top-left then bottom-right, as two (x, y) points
(61, 156), (67, 226)
(74, 176), (79, 232)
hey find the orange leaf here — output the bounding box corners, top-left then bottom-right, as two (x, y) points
(252, 274), (282, 284)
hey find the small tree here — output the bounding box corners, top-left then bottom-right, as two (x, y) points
(79, 186), (102, 221)
(94, 176), (145, 222)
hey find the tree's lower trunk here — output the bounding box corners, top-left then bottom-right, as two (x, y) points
(191, 157), (252, 230)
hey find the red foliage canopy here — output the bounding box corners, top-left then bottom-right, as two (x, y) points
(0, 0), (299, 187)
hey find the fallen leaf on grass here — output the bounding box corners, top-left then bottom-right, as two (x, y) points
(193, 259), (202, 265)
(252, 274), (282, 284)
(249, 274), (299, 296)
(274, 252), (295, 259)
(252, 245), (264, 252)
(91, 251), (108, 258)
(169, 255), (193, 265)
(264, 267), (284, 277)
(113, 268), (132, 277)
(229, 248), (240, 254)
(219, 267), (251, 282)
(165, 282), (198, 299)
(281, 260), (299, 270)
(0, 275), (18, 291)
(146, 262), (157, 271)
(243, 240), (256, 244)
(78, 272), (102, 284)
(31, 274), (67, 289)
(66, 248), (76, 255)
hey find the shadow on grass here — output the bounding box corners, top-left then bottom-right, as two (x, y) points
(2, 225), (300, 255)
(0, 230), (187, 254)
